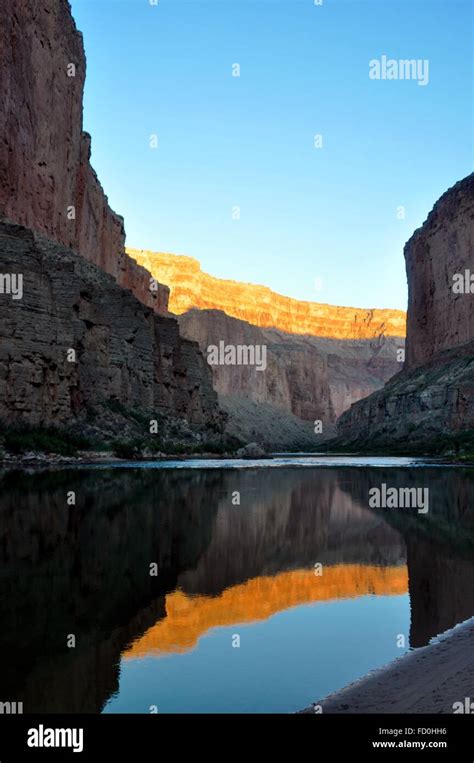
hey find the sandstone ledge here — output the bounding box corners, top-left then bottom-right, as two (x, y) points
(127, 248), (406, 340)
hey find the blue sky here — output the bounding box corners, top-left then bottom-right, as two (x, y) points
(70, 0), (472, 310)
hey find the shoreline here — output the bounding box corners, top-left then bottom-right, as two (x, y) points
(300, 616), (474, 714)
(0, 452), (471, 468)
(0, 452), (472, 468)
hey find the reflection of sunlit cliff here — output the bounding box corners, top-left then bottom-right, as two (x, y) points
(124, 564), (408, 659)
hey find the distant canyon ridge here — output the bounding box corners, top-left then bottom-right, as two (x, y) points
(128, 248), (406, 449)
(127, 250), (406, 340)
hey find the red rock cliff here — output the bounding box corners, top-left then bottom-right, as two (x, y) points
(0, 0), (168, 313)
(405, 175), (474, 369)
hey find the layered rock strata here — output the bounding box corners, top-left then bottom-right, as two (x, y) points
(0, 0), (168, 313)
(177, 308), (404, 449)
(0, 220), (222, 430)
(127, 248), (406, 339)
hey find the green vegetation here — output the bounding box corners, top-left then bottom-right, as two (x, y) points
(104, 399), (157, 428)
(320, 429), (474, 461)
(111, 434), (240, 459)
(111, 438), (150, 459)
(0, 425), (98, 456)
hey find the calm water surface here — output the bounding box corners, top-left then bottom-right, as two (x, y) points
(1, 458), (473, 713)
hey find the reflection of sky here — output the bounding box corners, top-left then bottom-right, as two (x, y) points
(104, 593), (409, 714)
(89, 456), (447, 470)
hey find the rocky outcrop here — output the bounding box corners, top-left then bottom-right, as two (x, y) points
(336, 344), (474, 448)
(405, 175), (474, 369)
(127, 249), (406, 339)
(337, 175), (474, 449)
(0, 220), (222, 431)
(0, 0), (168, 313)
(177, 308), (404, 448)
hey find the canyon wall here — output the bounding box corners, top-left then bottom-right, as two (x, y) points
(337, 174), (474, 449)
(0, 0), (225, 439)
(179, 309), (334, 422)
(127, 248), (406, 340)
(405, 175), (474, 369)
(125, 249), (404, 448)
(0, 0), (168, 313)
(177, 308), (403, 449)
(0, 220), (222, 432)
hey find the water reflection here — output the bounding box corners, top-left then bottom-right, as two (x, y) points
(0, 465), (473, 712)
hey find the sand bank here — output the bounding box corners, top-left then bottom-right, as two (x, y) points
(301, 617), (474, 713)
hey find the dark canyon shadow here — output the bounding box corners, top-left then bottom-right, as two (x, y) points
(0, 465), (473, 712)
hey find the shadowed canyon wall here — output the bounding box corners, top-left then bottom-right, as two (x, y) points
(0, 0), (223, 434)
(179, 308), (404, 427)
(0, 221), (221, 429)
(338, 175), (474, 448)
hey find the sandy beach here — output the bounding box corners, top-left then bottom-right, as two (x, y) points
(301, 616), (474, 714)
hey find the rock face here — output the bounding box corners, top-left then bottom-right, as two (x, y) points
(0, 0), (224, 439)
(127, 249), (406, 339)
(179, 309), (334, 422)
(338, 175), (474, 449)
(336, 345), (474, 447)
(178, 308), (404, 449)
(0, 220), (222, 431)
(0, 0), (168, 313)
(405, 175), (474, 369)
(124, 250), (404, 449)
